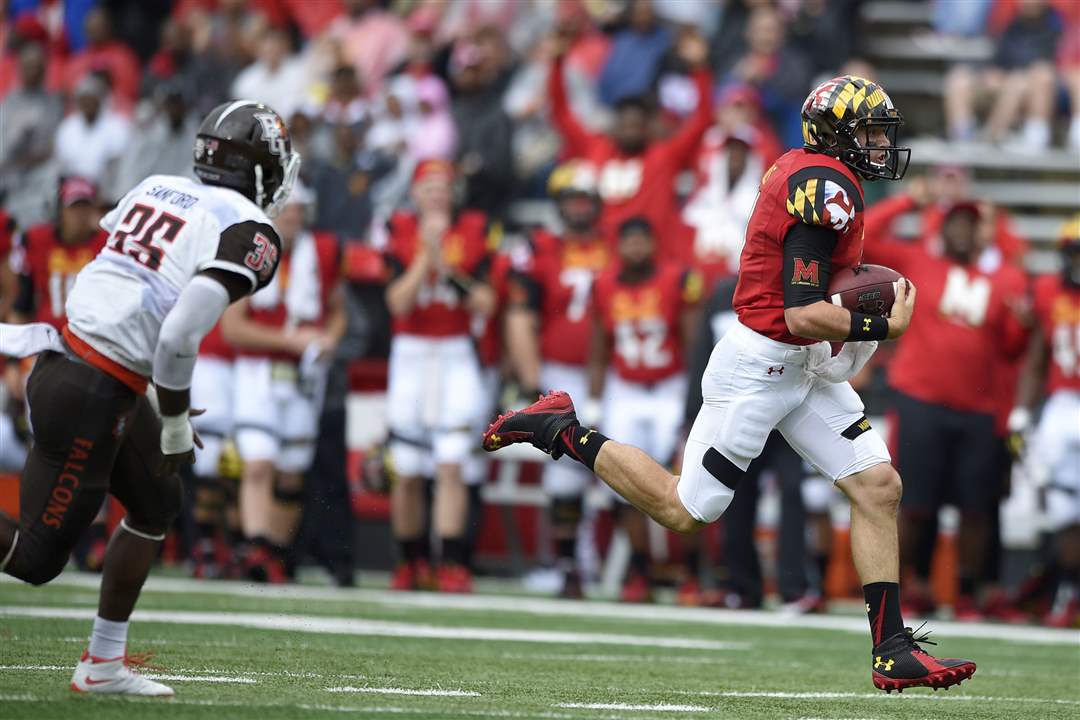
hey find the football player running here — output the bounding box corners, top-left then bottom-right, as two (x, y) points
(0, 100), (298, 696)
(485, 77), (977, 692)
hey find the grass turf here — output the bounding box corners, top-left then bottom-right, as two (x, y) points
(0, 575), (1077, 720)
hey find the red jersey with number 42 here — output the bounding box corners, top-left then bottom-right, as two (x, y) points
(509, 229), (610, 367)
(734, 149), (865, 346)
(65, 174), (282, 380)
(384, 210), (493, 338)
(1034, 274), (1080, 394)
(11, 224), (107, 329)
(594, 263), (702, 384)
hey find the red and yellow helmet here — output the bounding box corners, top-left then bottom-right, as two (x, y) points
(801, 75), (910, 182)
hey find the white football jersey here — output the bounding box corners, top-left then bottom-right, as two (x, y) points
(65, 174), (281, 378)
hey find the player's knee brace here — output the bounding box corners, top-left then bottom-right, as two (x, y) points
(550, 495), (584, 527)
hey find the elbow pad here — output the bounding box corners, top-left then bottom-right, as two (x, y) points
(152, 276), (231, 391)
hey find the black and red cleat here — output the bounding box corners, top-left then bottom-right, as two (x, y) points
(482, 391), (579, 458)
(871, 625), (976, 693)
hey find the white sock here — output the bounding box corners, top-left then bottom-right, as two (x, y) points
(88, 616), (128, 660)
(1069, 116), (1080, 150)
(1021, 118), (1050, 149)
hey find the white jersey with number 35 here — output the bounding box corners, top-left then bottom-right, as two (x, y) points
(65, 174), (282, 378)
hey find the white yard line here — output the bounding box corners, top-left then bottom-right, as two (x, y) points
(8, 572), (1077, 647)
(0, 605), (740, 651)
(556, 703), (708, 712)
(681, 690), (1080, 706)
(0, 665), (256, 684)
(326, 686), (481, 697)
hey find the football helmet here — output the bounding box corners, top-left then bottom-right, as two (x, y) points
(548, 161), (601, 233)
(193, 100), (301, 217)
(801, 75), (910, 182)
(1059, 213), (1080, 288)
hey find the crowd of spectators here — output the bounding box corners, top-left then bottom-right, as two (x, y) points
(0, 0), (1077, 624)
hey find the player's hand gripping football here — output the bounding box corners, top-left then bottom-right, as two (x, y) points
(886, 278), (916, 340)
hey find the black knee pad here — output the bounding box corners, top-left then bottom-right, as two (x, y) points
(703, 448), (743, 491)
(550, 495), (583, 527)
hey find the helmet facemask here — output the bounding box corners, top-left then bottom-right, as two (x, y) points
(259, 150), (301, 218)
(837, 115), (910, 182)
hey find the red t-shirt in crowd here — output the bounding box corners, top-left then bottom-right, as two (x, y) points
(549, 56), (713, 255)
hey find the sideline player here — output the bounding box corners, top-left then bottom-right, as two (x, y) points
(1012, 215), (1080, 627)
(587, 217), (701, 601)
(505, 161), (611, 597)
(485, 76), (976, 692)
(221, 182), (345, 583)
(0, 99), (298, 696)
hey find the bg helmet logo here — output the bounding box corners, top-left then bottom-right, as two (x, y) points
(253, 112), (288, 157)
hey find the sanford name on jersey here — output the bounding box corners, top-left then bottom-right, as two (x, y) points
(733, 149), (865, 346)
(65, 174), (282, 380)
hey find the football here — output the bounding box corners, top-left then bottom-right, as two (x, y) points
(827, 264), (904, 317)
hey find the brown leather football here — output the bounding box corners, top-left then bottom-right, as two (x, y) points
(827, 264), (903, 317)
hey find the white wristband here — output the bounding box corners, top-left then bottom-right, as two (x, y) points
(160, 412), (193, 456)
(1007, 407), (1032, 434)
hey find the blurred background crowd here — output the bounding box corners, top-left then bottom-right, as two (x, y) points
(0, 0), (1077, 628)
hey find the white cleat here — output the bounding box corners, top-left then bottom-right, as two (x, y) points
(70, 649), (175, 697)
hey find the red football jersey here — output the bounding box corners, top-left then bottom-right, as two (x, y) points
(862, 232), (1028, 415)
(241, 231), (341, 360)
(198, 323), (234, 361)
(1033, 273), (1080, 395)
(734, 149), (865, 346)
(13, 224), (107, 330)
(510, 229), (611, 367)
(550, 57), (712, 256)
(594, 263), (701, 384)
(385, 210), (493, 338)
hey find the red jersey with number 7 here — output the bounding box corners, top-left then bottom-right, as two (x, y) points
(734, 149), (865, 346)
(64, 174), (282, 390)
(508, 228), (610, 367)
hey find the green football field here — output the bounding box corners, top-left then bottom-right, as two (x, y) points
(1, 573), (1077, 720)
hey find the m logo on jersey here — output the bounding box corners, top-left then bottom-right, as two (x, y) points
(791, 258), (820, 287)
(253, 112), (288, 157)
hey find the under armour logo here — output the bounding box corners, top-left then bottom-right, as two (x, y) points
(580, 429), (595, 445)
(767, 366), (784, 375)
(863, 317), (872, 332)
(489, 434), (501, 448)
(874, 656), (894, 671)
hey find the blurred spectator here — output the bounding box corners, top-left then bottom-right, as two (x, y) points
(111, 83), (200, 199)
(0, 15), (66, 100)
(680, 126), (764, 288)
(0, 42), (64, 227)
(182, 3), (257, 116)
(54, 74), (131, 190)
(597, 0), (671, 106)
(943, 0), (1062, 148)
(232, 26), (310, 120)
(787, 0), (859, 76)
(863, 193), (1030, 620)
(317, 64), (368, 127)
(1059, 19), (1080, 150)
(727, 6), (812, 149)
(64, 6), (142, 115)
(932, 0), (994, 37)
(450, 35), (516, 220)
(307, 122), (392, 238)
(145, 18), (193, 91)
(411, 75), (457, 161)
(329, 0), (409, 97)
(549, 31), (712, 256)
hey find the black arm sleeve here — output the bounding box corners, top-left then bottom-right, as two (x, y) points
(209, 220), (282, 294)
(783, 222), (838, 308)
